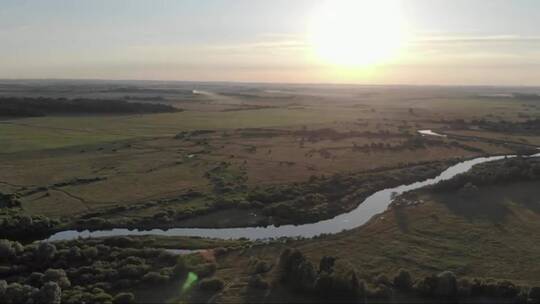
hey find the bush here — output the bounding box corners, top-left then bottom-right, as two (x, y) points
(82, 246), (98, 260)
(251, 260), (271, 274)
(434, 271), (457, 298)
(457, 278), (472, 298)
(172, 257), (187, 277)
(198, 278), (224, 292)
(0, 239), (19, 260)
(366, 284), (393, 300)
(157, 251), (177, 265)
(374, 274), (391, 286)
(142, 272), (169, 284)
(248, 274), (269, 290)
(194, 263), (217, 278)
(414, 274), (438, 296)
(118, 264), (148, 278)
(278, 249), (316, 292)
(37, 242), (57, 262)
(319, 256), (336, 274)
(26, 272), (44, 287)
(529, 287), (540, 302)
(38, 282), (61, 304)
(319, 260), (364, 301)
(113, 292), (135, 304)
(393, 269), (413, 290)
(43, 269), (71, 289)
(0, 280), (7, 297)
(494, 280), (520, 298)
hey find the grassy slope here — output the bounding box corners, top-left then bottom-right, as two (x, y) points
(209, 180), (540, 303)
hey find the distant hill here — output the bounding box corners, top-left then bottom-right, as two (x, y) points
(0, 97), (180, 118)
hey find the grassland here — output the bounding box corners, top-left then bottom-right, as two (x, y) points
(2, 81), (540, 303)
(198, 160), (540, 303)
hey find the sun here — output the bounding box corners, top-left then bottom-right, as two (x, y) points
(308, 0), (408, 67)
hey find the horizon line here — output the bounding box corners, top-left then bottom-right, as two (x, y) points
(1, 77), (540, 89)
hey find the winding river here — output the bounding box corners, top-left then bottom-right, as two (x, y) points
(46, 151), (539, 242)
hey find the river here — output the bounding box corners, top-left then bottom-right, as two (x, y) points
(45, 152), (539, 242)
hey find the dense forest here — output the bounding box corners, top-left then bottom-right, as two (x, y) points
(0, 97), (179, 117)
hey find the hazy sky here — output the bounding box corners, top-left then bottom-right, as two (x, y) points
(1, 0), (540, 85)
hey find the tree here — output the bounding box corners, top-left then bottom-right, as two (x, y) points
(113, 292), (135, 304)
(393, 269), (413, 290)
(198, 278), (224, 292)
(38, 282), (61, 304)
(37, 242), (57, 262)
(43, 269), (71, 289)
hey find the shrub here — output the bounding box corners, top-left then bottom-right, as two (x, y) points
(278, 248), (317, 292)
(43, 268), (71, 289)
(194, 263), (217, 278)
(37, 242), (57, 262)
(318, 256), (336, 274)
(198, 278), (224, 292)
(248, 274), (269, 290)
(4, 282), (37, 304)
(113, 292), (135, 304)
(172, 257), (187, 277)
(157, 251), (177, 265)
(414, 274), (438, 296)
(82, 246), (99, 260)
(104, 237), (137, 247)
(322, 260), (364, 301)
(434, 271), (457, 298)
(366, 284), (393, 300)
(529, 287), (540, 302)
(0, 280), (7, 297)
(374, 274), (391, 286)
(212, 247), (227, 257)
(91, 291), (114, 303)
(118, 264), (148, 278)
(26, 272), (44, 287)
(0, 239), (19, 260)
(494, 280), (520, 298)
(457, 278), (472, 298)
(251, 260), (271, 274)
(393, 269), (413, 290)
(38, 282), (61, 304)
(142, 272), (169, 284)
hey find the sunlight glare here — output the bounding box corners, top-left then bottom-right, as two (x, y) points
(309, 0), (408, 67)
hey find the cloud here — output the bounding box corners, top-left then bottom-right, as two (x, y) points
(412, 33), (540, 44)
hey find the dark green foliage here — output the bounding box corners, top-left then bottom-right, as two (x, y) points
(0, 96), (179, 117)
(529, 287), (540, 303)
(0, 214), (55, 239)
(433, 271), (457, 298)
(0, 239), (22, 260)
(113, 292), (135, 304)
(0, 193), (21, 208)
(142, 271), (169, 284)
(43, 268), (71, 289)
(37, 282), (61, 304)
(432, 157), (540, 193)
(249, 258), (272, 274)
(0, 238), (196, 304)
(393, 269), (413, 290)
(319, 256), (336, 274)
(198, 277), (224, 292)
(194, 262), (217, 278)
(37, 242), (57, 262)
(278, 248), (316, 292)
(278, 249), (363, 301)
(248, 274), (269, 290)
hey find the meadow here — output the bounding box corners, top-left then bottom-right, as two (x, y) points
(1, 80), (540, 303)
